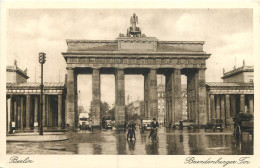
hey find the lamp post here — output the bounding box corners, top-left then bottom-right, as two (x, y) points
(38, 52), (46, 135)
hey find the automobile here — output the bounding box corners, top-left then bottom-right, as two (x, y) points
(173, 120), (194, 129)
(104, 120), (113, 129)
(182, 120), (194, 129)
(233, 113), (253, 137)
(79, 117), (90, 130)
(205, 118), (223, 132)
(140, 119), (152, 133)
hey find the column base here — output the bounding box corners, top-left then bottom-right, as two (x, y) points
(24, 127), (32, 130)
(226, 118), (232, 127)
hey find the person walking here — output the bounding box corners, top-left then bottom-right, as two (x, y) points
(89, 120), (93, 132)
(149, 118), (159, 139)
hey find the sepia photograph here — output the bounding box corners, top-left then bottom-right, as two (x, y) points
(1, 2), (259, 168)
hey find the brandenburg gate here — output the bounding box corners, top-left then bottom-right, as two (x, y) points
(62, 14), (211, 128)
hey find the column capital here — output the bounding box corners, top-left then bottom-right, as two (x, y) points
(116, 68), (125, 70)
(66, 67), (74, 70)
(199, 67), (207, 71)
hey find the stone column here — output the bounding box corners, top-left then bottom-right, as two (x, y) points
(194, 72), (199, 124)
(240, 94), (245, 113)
(165, 71), (172, 127)
(25, 95), (31, 130)
(144, 74), (149, 118)
(197, 69), (207, 125)
(230, 95), (236, 117)
(186, 72), (196, 122)
(42, 95), (46, 127)
(225, 94), (231, 127)
(20, 96), (24, 131)
(148, 69), (158, 119)
(186, 90), (190, 120)
(216, 95), (221, 119)
(10, 96), (14, 131)
(46, 95), (49, 127)
(249, 95), (254, 114)
(172, 69), (182, 124)
(220, 95), (225, 121)
(48, 96), (52, 127)
(17, 96), (21, 128)
(207, 93), (210, 123)
(210, 94), (215, 120)
(14, 97), (17, 127)
(58, 94), (63, 128)
(186, 73), (192, 121)
(92, 68), (101, 126)
(66, 68), (76, 127)
(6, 96), (10, 133)
(115, 68), (125, 126)
(34, 96), (38, 123)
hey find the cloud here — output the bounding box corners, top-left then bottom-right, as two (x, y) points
(6, 9), (254, 106)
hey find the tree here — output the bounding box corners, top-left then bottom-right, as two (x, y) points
(107, 108), (115, 120)
(100, 101), (110, 117)
(78, 105), (86, 114)
(89, 101), (111, 118)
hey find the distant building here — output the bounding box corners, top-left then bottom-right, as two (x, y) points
(222, 60), (254, 83)
(157, 84), (165, 124)
(6, 61), (66, 133)
(206, 61), (254, 127)
(157, 84), (187, 125)
(126, 100), (144, 119)
(6, 60), (29, 84)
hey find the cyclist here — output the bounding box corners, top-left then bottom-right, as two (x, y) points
(149, 118), (159, 139)
(126, 121), (136, 140)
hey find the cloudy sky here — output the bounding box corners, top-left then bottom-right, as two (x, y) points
(7, 9), (253, 111)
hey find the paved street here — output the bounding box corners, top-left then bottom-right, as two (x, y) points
(6, 127), (253, 155)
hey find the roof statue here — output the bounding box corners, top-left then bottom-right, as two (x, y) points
(127, 13), (142, 37)
(130, 13), (138, 25)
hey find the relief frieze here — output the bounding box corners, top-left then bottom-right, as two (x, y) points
(140, 59), (146, 64)
(147, 59), (154, 64)
(179, 59), (186, 64)
(172, 59), (178, 64)
(131, 59), (137, 64)
(115, 59), (121, 64)
(89, 58), (95, 63)
(156, 59), (161, 64)
(72, 56), (206, 67)
(123, 59), (128, 64)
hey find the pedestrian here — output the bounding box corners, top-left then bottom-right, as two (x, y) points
(126, 121), (136, 140)
(11, 121), (16, 134)
(179, 119), (183, 130)
(149, 118), (159, 139)
(89, 120), (93, 132)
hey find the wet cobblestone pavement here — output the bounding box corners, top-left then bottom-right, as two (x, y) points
(6, 128), (253, 155)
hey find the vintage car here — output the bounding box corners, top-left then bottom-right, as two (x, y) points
(233, 113), (254, 138)
(204, 118), (223, 132)
(104, 120), (113, 129)
(140, 119), (152, 133)
(173, 120), (195, 129)
(79, 117), (90, 130)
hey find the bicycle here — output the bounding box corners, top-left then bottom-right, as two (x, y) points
(150, 128), (159, 142)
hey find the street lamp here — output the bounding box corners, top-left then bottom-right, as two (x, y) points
(38, 52), (46, 135)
